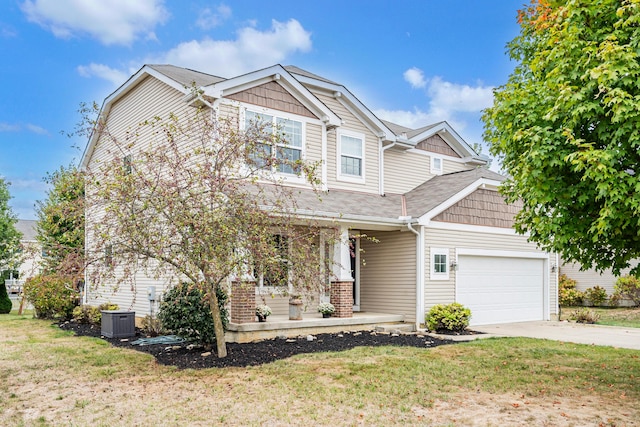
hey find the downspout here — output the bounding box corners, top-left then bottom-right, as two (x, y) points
(380, 141), (397, 195)
(400, 196), (424, 331)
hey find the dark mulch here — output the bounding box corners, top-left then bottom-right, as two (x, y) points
(58, 321), (469, 369)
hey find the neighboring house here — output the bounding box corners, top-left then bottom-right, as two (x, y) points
(560, 260), (638, 296)
(81, 64), (558, 331)
(5, 220), (42, 293)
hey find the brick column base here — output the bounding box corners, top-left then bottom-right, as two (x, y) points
(330, 281), (353, 318)
(230, 280), (255, 324)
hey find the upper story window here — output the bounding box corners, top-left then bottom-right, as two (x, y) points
(337, 130), (365, 183)
(431, 156), (443, 175)
(245, 110), (304, 175)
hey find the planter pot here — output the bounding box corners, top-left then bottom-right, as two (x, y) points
(257, 315), (267, 322)
(322, 313), (331, 319)
(289, 296), (303, 320)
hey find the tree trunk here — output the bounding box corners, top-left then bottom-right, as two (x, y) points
(206, 281), (227, 358)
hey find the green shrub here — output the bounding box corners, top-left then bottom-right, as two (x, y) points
(72, 303), (119, 325)
(425, 303), (471, 333)
(559, 274), (583, 306)
(0, 278), (12, 314)
(158, 282), (228, 347)
(613, 275), (640, 307)
(569, 307), (600, 324)
(584, 286), (608, 307)
(141, 315), (165, 337)
(23, 274), (78, 319)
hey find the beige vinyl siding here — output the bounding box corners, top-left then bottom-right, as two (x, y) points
(255, 293), (321, 317)
(85, 75), (196, 316)
(559, 261), (638, 295)
(443, 158), (473, 174)
(305, 122), (323, 173)
(312, 92), (380, 194)
(359, 230), (416, 321)
(384, 150), (432, 194)
(88, 76), (196, 169)
(424, 227), (557, 314)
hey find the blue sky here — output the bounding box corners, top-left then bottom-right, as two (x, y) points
(0, 0), (523, 220)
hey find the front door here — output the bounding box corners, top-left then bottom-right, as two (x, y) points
(350, 237), (360, 311)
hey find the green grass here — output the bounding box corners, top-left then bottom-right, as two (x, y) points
(1, 313), (639, 425)
(560, 306), (640, 327)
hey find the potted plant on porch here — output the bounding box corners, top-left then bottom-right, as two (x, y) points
(256, 304), (272, 322)
(317, 302), (335, 318)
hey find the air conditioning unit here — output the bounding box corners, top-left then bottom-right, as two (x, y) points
(101, 310), (135, 338)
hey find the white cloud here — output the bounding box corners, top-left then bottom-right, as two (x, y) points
(403, 67), (425, 89)
(154, 19), (312, 77)
(377, 68), (494, 131)
(20, 0), (169, 45)
(0, 122), (49, 135)
(77, 63), (129, 86)
(196, 4), (232, 30)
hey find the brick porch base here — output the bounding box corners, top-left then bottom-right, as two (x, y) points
(330, 280), (353, 318)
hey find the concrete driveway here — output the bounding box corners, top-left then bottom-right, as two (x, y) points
(472, 321), (640, 350)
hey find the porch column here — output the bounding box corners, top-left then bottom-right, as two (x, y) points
(230, 274), (256, 324)
(331, 226), (353, 318)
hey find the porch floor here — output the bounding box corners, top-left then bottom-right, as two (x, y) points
(225, 312), (408, 343)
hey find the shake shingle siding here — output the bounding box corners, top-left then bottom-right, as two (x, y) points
(432, 189), (521, 228)
(227, 81), (317, 118)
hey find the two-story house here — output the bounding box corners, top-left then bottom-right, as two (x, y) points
(81, 64), (558, 338)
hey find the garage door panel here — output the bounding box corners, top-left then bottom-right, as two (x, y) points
(457, 255), (544, 325)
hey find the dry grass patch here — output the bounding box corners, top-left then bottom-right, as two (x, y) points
(561, 306), (640, 328)
(1, 314), (638, 426)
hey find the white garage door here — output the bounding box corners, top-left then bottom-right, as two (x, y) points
(457, 255), (544, 325)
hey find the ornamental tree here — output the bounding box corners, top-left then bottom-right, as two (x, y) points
(0, 178), (21, 274)
(35, 165), (85, 277)
(483, 0), (640, 275)
(85, 108), (332, 358)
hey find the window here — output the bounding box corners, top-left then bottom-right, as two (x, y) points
(104, 245), (113, 267)
(255, 234), (290, 289)
(245, 110), (303, 175)
(338, 131), (365, 181)
(431, 156), (443, 175)
(430, 248), (449, 280)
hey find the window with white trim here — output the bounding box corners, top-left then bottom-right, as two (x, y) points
(431, 156), (443, 175)
(254, 234), (290, 289)
(430, 248), (449, 280)
(338, 131), (365, 182)
(245, 110), (303, 175)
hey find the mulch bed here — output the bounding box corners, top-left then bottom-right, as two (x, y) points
(58, 321), (469, 369)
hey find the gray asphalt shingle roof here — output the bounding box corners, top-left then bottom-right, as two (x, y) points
(16, 219), (37, 241)
(148, 64), (225, 88)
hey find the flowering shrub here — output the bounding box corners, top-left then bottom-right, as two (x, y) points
(256, 304), (272, 317)
(317, 302), (335, 315)
(425, 303), (471, 333)
(23, 274), (79, 319)
(72, 303), (119, 325)
(613, 275), (640, 307)
(558, 274), (583, 306)
(584, 286), (608, 307)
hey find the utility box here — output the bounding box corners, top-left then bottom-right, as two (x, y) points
(101, 310), (135, 338)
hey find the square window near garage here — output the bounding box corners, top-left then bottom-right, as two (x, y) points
(430, 247), (449, 280)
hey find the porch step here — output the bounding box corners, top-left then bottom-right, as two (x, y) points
(374, 323), (416, 333)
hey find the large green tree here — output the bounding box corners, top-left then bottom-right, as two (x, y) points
(35, 165), (85, 277)
(483, 0), (640, 274)
(0, 178), (21, 273)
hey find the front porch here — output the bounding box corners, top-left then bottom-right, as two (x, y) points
(225, 311), (409, 343)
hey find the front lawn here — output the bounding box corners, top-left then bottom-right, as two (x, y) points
(560, 306), (640, 328)
(1, 313), (638, 426)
